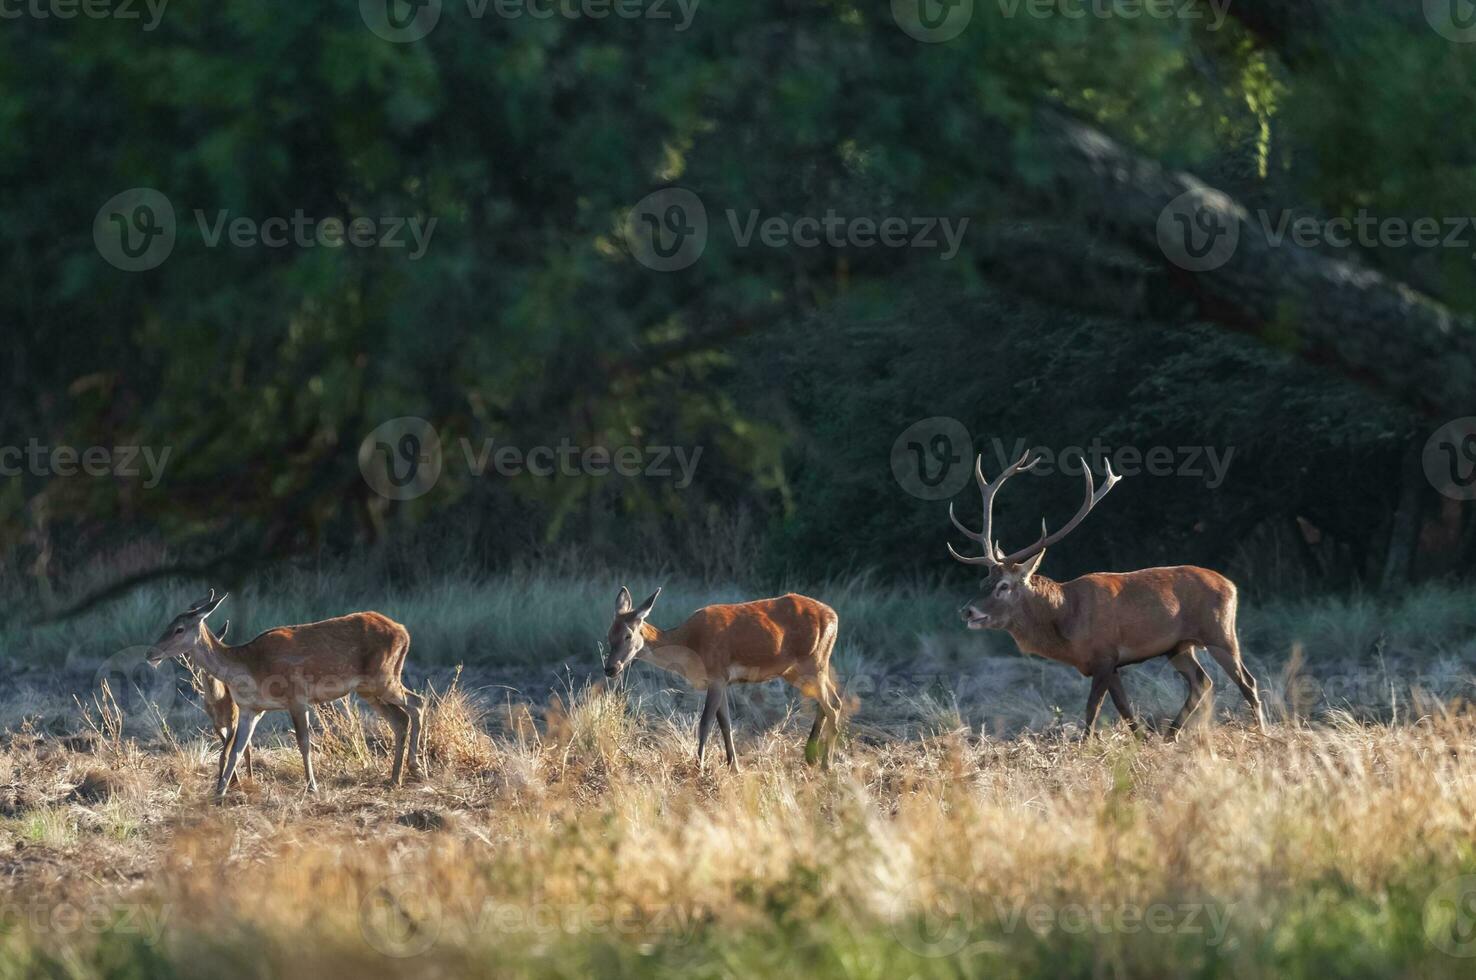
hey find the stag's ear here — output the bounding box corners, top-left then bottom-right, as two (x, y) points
(615, 586), (633, 616)
(1020, 550), (1046, 581)
(633, 587), (661, 620)
(212, 620), (230, 642)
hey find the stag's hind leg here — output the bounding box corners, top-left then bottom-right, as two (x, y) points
(1206, 643), (1266, 732)
(1166, 648), (1213, 740)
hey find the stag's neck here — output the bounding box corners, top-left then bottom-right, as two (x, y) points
(636, 620), (709, 686)
(1005, 575), (1077, 664)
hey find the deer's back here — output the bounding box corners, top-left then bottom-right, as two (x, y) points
(682, 593), (836, 672)
(239, 611), (408, 677)
(1062, 565), (1237, 655)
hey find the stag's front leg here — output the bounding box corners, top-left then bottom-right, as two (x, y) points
(1105, 671), (1141, 734)
(1082, 667), (1111, 737)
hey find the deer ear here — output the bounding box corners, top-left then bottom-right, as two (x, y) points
(200, 591), (228, 619)
(213, 620), (230, 642)
(1020, 550), (1046, 581)
(634, 587), (661, 620)
(615, 586), (633, 615)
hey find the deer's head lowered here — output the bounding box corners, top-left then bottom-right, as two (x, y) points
(604, 586), (661, 678)
(947, 450), (1119, 632)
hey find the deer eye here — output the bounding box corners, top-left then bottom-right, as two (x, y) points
(996, 582), (1011, 595)
(174, 626), (184, 634)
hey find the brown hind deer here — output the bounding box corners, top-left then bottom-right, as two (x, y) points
(148, 591), (424, 796)
(945, 450), (1265, 738)
(603, 587), (844, 768)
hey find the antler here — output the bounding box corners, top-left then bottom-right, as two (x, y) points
(995, 457), (1121, 564)
(946, 450), (1041, 566)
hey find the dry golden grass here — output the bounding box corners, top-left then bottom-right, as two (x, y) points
(2, 672), (1476, 978)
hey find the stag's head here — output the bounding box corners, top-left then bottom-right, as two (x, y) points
(946, 450), (1120, 632)
(603, 586), (661, 678)
(148, 590), (227, 665)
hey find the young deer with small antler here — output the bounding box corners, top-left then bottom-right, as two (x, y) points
(184, 620), (252, 788)
(946, 450), (1264, 738)
(149, 591), (424, 797)
(603, 587), (844, 768)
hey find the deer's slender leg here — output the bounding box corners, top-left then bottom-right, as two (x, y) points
(818, 671), (843, 768)
(715, 688), (738, 771)
(805, 705), (828, 766)
(217, 709), (263, 798)
(1205, 644), (1266, 732)
(1083, 669), (1110, 737)
(1105, 671), (1140, 734)
(216, 731), (230, 785)
(402, 690), (426, 779)
(697, 683), (723, 770)
(1166, 649), (1213, 740)
(244, 742), (253, 781)
(289, 705), (317, 793)
(366, 699), (410, 786)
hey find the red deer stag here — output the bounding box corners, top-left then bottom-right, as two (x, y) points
(945, 451), (1264, 738)
(149, 591), (424, 797)
(603, 587), (843, 768)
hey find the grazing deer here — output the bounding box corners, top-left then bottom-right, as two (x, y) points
(946, 450), (1265, 738)
(603, 587), (843, 768)
(148, 591), (424, 797)
(185, 621), (252, 787)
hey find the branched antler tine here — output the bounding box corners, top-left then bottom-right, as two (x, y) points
(948, 501), (984, 542)
(947, 541), (995, 566)
(999, 457), (1122, 564)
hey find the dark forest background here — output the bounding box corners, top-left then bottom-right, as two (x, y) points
(3, 0), (1475, 617)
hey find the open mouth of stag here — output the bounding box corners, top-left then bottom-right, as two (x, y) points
(962, 610), (990, 630)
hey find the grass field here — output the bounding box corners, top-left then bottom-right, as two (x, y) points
(2, 564), (1476, 977)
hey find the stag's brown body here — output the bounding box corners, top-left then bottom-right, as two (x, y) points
(1002, 566), (1240, 675)
(604, 590), (843, 767)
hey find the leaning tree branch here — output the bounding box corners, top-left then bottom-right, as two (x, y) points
(1001, 106), (1476, 418)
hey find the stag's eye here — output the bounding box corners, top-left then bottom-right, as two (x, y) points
(173, 626), (184, 634)
(996, 582), (1012, 596)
